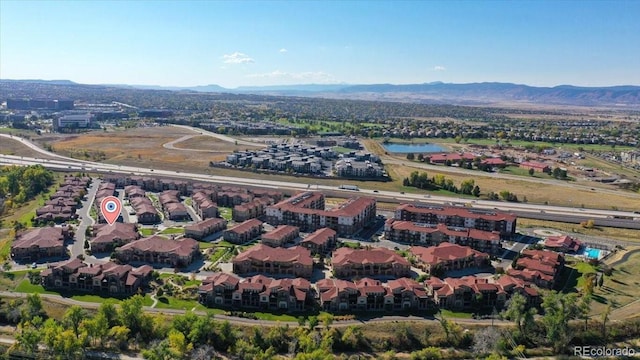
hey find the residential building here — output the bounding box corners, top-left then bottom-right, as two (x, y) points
(232, 244), (313, 278)
(385, 220), (502, 254)
(394, 203), (517, 238)
(90, 223), (140, 253)
(192, 191), (218, 219)
(519, 161), (551, 173)
(223, 219), (263, 244)
(261, 225), (299, 247)
(426, 276), (507, 310)
(11, 226), (71, 261)
(331, 247), (411, 278)
(508, 249), (564, 289)
(198, 272), (241, 307)
(114, 236), (200, 267)
(184, 218), (228, 240)
(300, 228), (337, 255)
(129, 197), (160, 224)
(410, 243), (489, 274)
(544, 235), (582, 253)
(231, 275), (312, 311)
(233, 198), (271, 222)
(266, 192), (376, 236)
(41, 258), (152, 295)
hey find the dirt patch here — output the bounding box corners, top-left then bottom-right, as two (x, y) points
(171, 135), (261, 152)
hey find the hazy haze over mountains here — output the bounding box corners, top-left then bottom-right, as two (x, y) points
(2, 79), (639, 108)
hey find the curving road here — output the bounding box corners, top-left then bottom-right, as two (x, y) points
(171, 124), (267, 147)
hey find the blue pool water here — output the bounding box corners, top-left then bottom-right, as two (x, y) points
(585, 248), (601, 259)
(383, 143), (447, 153)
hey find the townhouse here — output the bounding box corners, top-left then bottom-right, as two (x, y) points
(385, 220), (502, 254)
(114, 236), (200, 267)
(300, 227), (337, 255)
(393, 203), (517, 238)
(129, 196), (160, 224)
(90, 222), (140, 253)
(232, 244), (313, 278)
(223, 219), (263, 244)
(410, 243), (489, 274)
(317, 277), (431, 312)
(159, 190), (190, 221)
(11, 226), (71, 261)
(41, 258), (152, 295)
(233, 198), (270, 222)
(184, 218), (228, 240)
(232, 275), (312, 311)
(331, 247), (411, 278)
(266, 192), (376, 236)
(508, 249), (564, 289)
(544, 235), (582, 253)
(191, 191), (218, 219)
(261, 225), (299, 247)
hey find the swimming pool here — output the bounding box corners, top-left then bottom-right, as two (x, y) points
(585, 247), (601, 260)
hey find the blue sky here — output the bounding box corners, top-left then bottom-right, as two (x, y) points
(1, 0), (639, 88)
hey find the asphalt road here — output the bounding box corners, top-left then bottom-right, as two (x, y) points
(71, 178), (101, 261)
(1, 132), (639, 228)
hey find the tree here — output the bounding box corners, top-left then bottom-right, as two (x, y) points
(579, 294), (592, 331)
(406, 153), (415, 160)
(108, 325), (131, 350)
(64, 305), (86, 338)
(15, 319), (42, 355)
(460, 179), (475, 195)
(528, 168), (535, 176)
(472, 185), (481, 197)
(503, 292), (526, 335)
(98, 301), (119, 328)
(541, 291), (581, 353)
(119, 295), (144, 336)
(472, 327), (502, 356)
(83, 312), (109, 347)
(23, 293), (44, 321)
(410, 347), (442, 360)
(602, 303), (612, 341)
(308, 316), (319, 330)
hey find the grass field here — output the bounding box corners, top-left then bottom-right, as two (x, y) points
(0, 137), (57, 158)
(159, 227), (184, 235)
(517, 218), (640, 244)
(593, 247), (640, 320)
(218, 207), (232, 221)
(155, 296), (207, 311)
(140, 228), (156, 236)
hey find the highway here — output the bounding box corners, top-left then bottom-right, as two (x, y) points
(1, 133), (639, 229)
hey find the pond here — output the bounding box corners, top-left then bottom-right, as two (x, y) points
(382, 143), (447, 153)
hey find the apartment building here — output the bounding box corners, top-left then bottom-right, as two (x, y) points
(232, 244), (313, 278)
(331, 247), (411, 278)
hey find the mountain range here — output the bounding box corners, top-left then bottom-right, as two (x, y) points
(2, 79), (639, 107)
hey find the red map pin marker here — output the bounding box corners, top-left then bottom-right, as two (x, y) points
(100, 196), (122, 225)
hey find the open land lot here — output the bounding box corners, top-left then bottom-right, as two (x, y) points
(1, 126), (633, 211)
(517, 218), (640, 244)
(171, 135), (262, 153)
(561, 247), (640, 320)
(0, 137), (58, 159)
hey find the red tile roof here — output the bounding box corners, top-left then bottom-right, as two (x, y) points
(227, 219), (263, 234)
(116, 236), (199, 257)
(92, 223), (139, 244)
(410, 243), (489, 264)
(301, 228), (336, 246)
(262, 225), (299, 242)
(332, 247), (410, 267)
(13, 227), (66, 250)
(388, 220), (501, 242)
(234, 244), (313, 266)
(396, 203), (517, 222)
